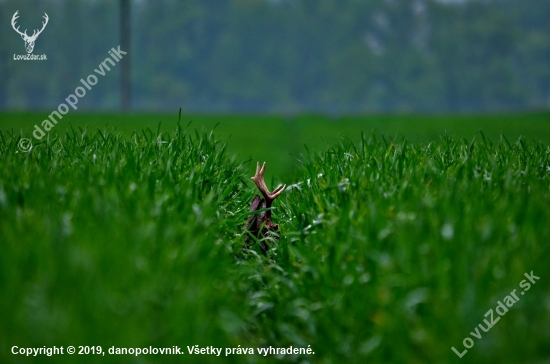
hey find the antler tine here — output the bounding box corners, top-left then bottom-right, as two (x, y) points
(251, 162), (270, 201)
(11, 10), (19, 24)
(271, 183), (286, 197)
(11, 11), (27, 37)
(250, 162), (285, 203)
(32, 13), (49, 38)
(41, 13), (49, 29)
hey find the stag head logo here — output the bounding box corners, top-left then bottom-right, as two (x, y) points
(11, 11), (49, 54)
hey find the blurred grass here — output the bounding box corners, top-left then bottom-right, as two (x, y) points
(0, 127), (252, 363)
(258, 133), (550, 362)
(1, 111), (549, 178)
(1, 113), (550, 363)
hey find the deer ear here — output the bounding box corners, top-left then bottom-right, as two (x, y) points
(249, 195), (262, 212)
(20, 35), (25, 40)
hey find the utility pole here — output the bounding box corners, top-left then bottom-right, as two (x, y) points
(120, 0), (131, 111)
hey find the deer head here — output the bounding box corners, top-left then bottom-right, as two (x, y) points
(11, 11), (49, 54)
(245, 162), (286, 254)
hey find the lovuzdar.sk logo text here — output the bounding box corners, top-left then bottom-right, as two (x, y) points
(11, 10), (48, 60)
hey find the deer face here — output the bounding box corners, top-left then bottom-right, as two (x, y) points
(11, 11), (49, 54)
(21, 33), (38, 54)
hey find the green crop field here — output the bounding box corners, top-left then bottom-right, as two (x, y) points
(2, 111), (550, 177)
(1, 112), (550, 363)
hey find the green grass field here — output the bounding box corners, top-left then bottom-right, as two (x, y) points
(2, 111), (550, 178)
(1, 112), (550, 363)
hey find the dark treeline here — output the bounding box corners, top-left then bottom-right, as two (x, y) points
(0, 0), (549, 112)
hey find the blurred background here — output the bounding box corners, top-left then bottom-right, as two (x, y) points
(1, 0), (550, 113)
(1, 0), (550, 178)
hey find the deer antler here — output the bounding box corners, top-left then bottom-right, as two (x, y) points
(29, 13), (49, 40)
(11, 11), (27, 38)
(245, 162), (286, 255)
(250, 162), (285, 208)
(11, 11), (48, 41)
